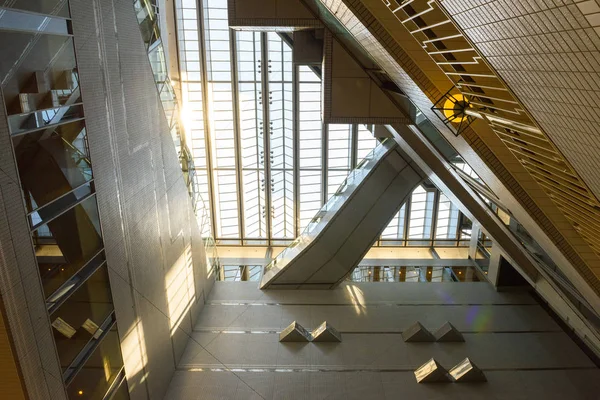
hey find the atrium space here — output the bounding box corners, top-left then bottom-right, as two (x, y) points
(1, 0), (600, 399)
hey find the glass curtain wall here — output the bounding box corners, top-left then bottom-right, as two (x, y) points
(176, 0), (212, 236)
(376, 185), (469, 247)
(237, 31), (266, 241)
(203, 0), (240, 239)
(174, 0), (380, 245)
(175, 0), (469, 247)
(268, 33), (295, 242)
(297, 65), (324, 234)
(235, 31), (298, 243)
(327, 124), (353, 200)
(143, 0), (219, 273)
(135, 0), (197, 201)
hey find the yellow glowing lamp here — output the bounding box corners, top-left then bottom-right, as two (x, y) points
(442, 94), (470, 123)
(78, 390), (84, 396)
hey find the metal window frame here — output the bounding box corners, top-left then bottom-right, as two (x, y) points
(175, 5), (472, 247)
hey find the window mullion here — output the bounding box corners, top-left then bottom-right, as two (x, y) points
(261, 32), (272, 241)
(230, 29), (245, 241)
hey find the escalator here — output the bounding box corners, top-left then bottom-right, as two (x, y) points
(261, 138), (424, 289)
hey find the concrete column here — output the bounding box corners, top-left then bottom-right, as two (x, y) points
(468, 221), (480, 260)
(486, 244), (502, 287)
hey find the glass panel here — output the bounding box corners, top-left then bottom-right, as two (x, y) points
(134, 0), (160, 48)
(148, 41), (168, 85)
(412, 111), (486, 186)
(4, 0), (70, 17)
(108, 377), (130, 400)
(326, 170), (348, 201)
(381, 204), (406, 240)
(435, 193), (459, 240)
(271, 169), (295, 238)
(298, 70), (322, 169)
(328, 124), (351, 169)
(33, 195), (103, 298)
(269, 34), (294, 238)
(326, 124), (352, 201)
(51, 265), (114, 372)
(209, 83), (236, 167)
(347, 266), (480, 282)
(209, 58), (239, 237)
(237, 31), (265, 239)
(299, 66), (320, 82)
(194, 171), (212, 237)
(459, 214), (472, 241)
(9, 103), (84, 136)
(453, 158), (484, 183)
(176, 0), (211, 236)
(475, 231), (491, 272)
(220, 265), (262, 281)
(0, 7), (70, 35)
(298, 170), (322, 233)
(13, 120), (92, 213)
(213, 169), (239, 237)
(0, 33), (79, 116)
(46, 251), (105, 313)
(66, 327), (124, 400)
(247, 265), (262, 281)
(242, 169), (266, 238)
(297, 66), (323, 233)
(408, 186), (435, 240)
(222, 265), (241, 281)
(416, 117), (459, 162)
(203, 0), (231, 81)
(356, 124), (378, 163)
(29, 183), (94, 231)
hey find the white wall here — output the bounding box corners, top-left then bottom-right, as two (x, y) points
(70, 1), (213, 398)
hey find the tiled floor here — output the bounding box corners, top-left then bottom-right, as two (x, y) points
(164, 282), (600, 399)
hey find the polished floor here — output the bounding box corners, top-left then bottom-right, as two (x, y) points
(164, 281), (600, 399)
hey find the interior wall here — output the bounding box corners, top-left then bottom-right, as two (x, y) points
(0, 90), (67, 400)
(0, 308), (26, 400)
(326, 37), (409, 123)
(228, 0), (316, 24)
(69, 0), (213, 398)
(441, 0), (600, 201)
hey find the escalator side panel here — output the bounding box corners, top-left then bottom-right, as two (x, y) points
(311, 165), (422, 286)
(261, 144), (424, 289)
